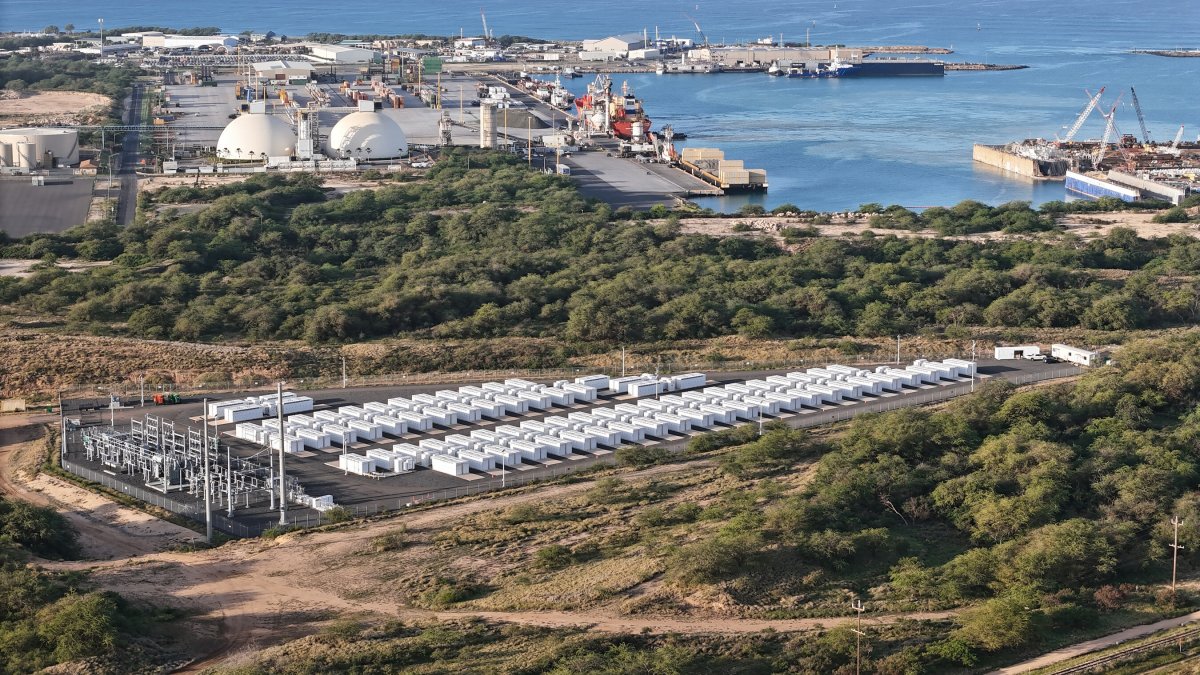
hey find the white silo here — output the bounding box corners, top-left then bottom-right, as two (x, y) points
(216, 113), (295, 161)
(326, 109), (408, 160)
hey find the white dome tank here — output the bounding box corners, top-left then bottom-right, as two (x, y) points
(216, 113), (294, 160)
(326, 111), (408, 159)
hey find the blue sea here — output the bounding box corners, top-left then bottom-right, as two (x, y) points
(7, 0), (1200, 211)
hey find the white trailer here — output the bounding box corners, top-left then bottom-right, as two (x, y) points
(431, 454), (469, 476)
(1051, 344), (1105, 367)
(994, 345), (1041, 360)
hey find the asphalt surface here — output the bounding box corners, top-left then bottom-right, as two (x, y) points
(115, 84), (142, 226)
(60, 359), (1076, 533)
(0, 177), (95, 236)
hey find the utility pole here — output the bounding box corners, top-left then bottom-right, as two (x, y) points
(202, 398), (212, 544)
(341, 356), (347, 388)
(896, 335), (901, 364)
(140, 376), (145, 407)
(851, 598), (866, 675)
(277, 382), (287, 525)
(1171, 515), (1184, 594)
(58, 391), (66, 466)
(621, 345), (626, 377)
(226, 446), (233, 516)
(98, 18), (104, 59)
(971, 340), (977, 393)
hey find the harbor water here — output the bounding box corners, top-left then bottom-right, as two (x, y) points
(8, 0), (1200, 211)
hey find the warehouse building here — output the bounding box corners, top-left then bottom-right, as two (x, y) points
(252, 60), (315, 82)
(305, 44), (377, 64)
(142, 34), (241, 50)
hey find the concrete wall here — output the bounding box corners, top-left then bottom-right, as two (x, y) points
(1107, 170), (1188, 205)
(973, 144), (1042, 178)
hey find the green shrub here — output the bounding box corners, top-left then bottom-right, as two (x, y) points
(323, 506), (354, 524)
(534, 544), (575, 570)
(616, 445), (670, 468)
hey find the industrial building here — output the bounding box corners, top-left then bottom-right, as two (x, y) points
(304, 44), (378, 64)
(0, 127), (79, 169)
(141, 33), (241, 50)
(581, 32), (649, 60)
(252, 60), (315, 83)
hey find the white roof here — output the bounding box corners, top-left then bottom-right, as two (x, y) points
(252, 60), (314, 73)
(326, 111), (407, 159)
(217, 114), (295, 160)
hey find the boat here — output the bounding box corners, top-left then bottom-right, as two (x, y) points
(656, 63), (665, 75)
(610, 81), (652, 140)
(786, 55), (855, 78)
(766, 61), (783, 76)
(574, 75), (652, 141)
(561, 67), (581, 78)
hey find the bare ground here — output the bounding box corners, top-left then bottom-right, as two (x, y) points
(0, 91), (112, 125)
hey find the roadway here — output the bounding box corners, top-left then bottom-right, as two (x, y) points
(115, 84), (143, 226)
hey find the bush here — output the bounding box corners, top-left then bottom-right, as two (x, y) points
(0, 497), (80, 559)
(534, 544), (575, 570)
(323, 506), (354, 523)
(1153, 206), (1190, 224)
(421, 579), (480, 607)
(616, 445), (670, 468)
(369, 527), (406, 553)
(36, 592), (120, 662)
(261, 525), (293, 539)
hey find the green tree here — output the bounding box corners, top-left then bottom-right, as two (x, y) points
(36, 592), (120, 661)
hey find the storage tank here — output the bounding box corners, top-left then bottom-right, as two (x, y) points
(0, 128), (80, 168)
(0, 142), (10, 167)
(15, 142), (36, 169)
(479, 102), (496, 149)
(326, 110), (408, 159)
(215, 113), (295, 160)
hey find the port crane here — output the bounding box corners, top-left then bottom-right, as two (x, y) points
(1167, 124), (1186, 155)
(1129, 86), (1152, 145)
(684, 14), (708, 46)
(480, 8), (492, 41)
(1093, 96), (1122, 166)
(1061, 86), (1105, 144)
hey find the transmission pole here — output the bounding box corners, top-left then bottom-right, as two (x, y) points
(1171, 515), (1184, 594)
(851, 598), (866, 675)
(277, 382), (287, 525)
(202, 398), (212, 544)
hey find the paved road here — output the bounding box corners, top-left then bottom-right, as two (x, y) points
(116, 84), (142, 226)
(993, 611), (1200, 673)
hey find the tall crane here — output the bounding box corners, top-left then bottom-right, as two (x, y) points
(480, 7), (492, 41)
(1062, 86), (1105, 143)
(1093, 98), (1121, 166)
(1168, 124), (1186, 155)
(1129, 86), (1152, 145)
(684, 13), (707, 46)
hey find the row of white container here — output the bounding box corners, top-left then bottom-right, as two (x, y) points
(337, 448), (418, 476)
(207, 393), (315, 424)
(604, 372), (708, 398)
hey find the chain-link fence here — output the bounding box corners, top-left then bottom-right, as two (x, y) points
(58, 363), (1082, 538)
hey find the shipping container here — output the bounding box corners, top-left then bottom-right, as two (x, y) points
(321, 423), (356, 446)
(390, 411), (430, 432)
(561, 382), (598, 402)
(823, 381), (864, 399)
(539, 387), (574, 406)
(492, 394), (529, 414)
(411, 394), (440, 406)
(207, 400), (244, 418)
(545, 416), (584, 432)
(224, 403), (265, 423)
(628, 380), (661, 398)
(459, 385), (489, 398)
(418, 438), (451, 454)
(504, 378), (540, 390)
(495, 425), (533, 441)
(878, 368), (919, 387)
(529, 433), (567, 456)
(698, 403), (735, 424)
(804, 385), (842, 404)
(339, 453), (376, 475)
(628, 416), (668, 438)
(443, 402), (481, 423)
(674, 407), (714, 428)
(602, 421), (644, 443)
(903, 365), (939, 384)
(745, 379), (784, 393)
(743, 396), (781, 416)
(435, 390), (466, 403)
(443, 434), (479, 451)
(608, 375), (646, 395)
(762, 391), (800, 411)
(481, 382), (511, 395)
(367, 449), (415, 473)
(614, 403), (645, 418)
(671, 372), (707, 390)
(281, 397), (314, 414)
(295, 428), (331, 449)
(519, 420), (550, 434)
(370, 415), (407, 436)
(470, 429), (501, 444)
(234, 422), (264, 443)
(510, 438), (550, 461)
(431, 454), (469, 476)
(567, 412), (599, 425)
(346, 419), (382, 441)
(582, 425), (621, 447)
(555, 429), (596, 452)
(469, 398), (506, 419)
(942, 358), (978, 377)
(457, 449), (497, 471)
(482, 444), (523, 468)
(863, 373), (904, 392)
(651, 412), (688, 433)
(392, 444), (432, 467)
(387, 397), (422, 410)
(721, 401), (759, 421)
(517, 390), (552, 410)
(575, 374), (610, 391)
(826, 364), (864, 377)
(591, 408), (628, 422)
(846, 377), (883, 396)
(421, 406), (456, 427)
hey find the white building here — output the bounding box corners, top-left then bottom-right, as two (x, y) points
(142, 34), (240, 50)
(1051, 344), (1107, 367)
(582, 33), (648, 55)
(252, 60), (315, 81)
(453, 37), (487, 49)
(993, 345), (1041, 360)
(216, 112), (295, 161)
(305, 44), (377, 64)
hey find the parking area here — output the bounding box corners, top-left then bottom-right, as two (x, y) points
(0, 177), (95, 236)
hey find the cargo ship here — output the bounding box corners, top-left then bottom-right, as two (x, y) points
(846, 58), (944, 76)
(575, 76), (652, 141)
(786, 55), (855, 78)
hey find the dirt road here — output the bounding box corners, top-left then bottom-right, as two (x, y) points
(993, 610), (1200, 674)
(0, 422), (198, 559)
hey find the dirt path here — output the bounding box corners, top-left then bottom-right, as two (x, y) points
(0, 423), (198, 559)
(992, 610), (1200, 674)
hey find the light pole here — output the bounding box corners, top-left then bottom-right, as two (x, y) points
(971, 340), (977, 393)
(276, 382), (286, 525)
(97, 18), (104, 59)
(202, 398), (212, 544)
(895, 335), (901, 364)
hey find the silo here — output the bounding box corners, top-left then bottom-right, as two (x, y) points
(15, 142), (36, 169)
(479, 103), (496, 149)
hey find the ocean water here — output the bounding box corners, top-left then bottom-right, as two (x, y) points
(8, 0), (1200, 210)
